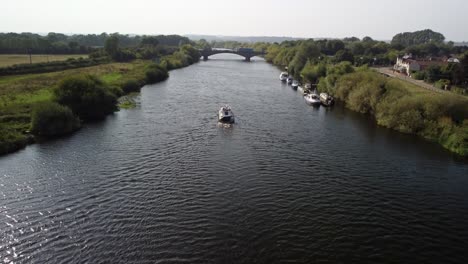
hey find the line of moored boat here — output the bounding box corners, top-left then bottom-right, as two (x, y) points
(217, 72), (335, 124)
(279, 71), (334, 107)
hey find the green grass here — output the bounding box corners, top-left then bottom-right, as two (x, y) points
(0, 54), (88, 67)
(101, 72), (123, 83)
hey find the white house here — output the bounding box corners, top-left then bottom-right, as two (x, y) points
(394, 55), (449, 76)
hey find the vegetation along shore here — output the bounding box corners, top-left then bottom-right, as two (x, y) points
(258, 29), (468, 156)
(0, 33), (200, 155)
(204, 29), (467, 156)
(1, 29), (467, 157)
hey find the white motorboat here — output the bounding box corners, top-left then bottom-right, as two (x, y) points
(320, 93), (334, 106)
(286, 76), (293, 84)
(292, 80), (299, 89)
(218, 105), (235, 123)
(304, 93), (321, 106)
(279, 72), (288, 82)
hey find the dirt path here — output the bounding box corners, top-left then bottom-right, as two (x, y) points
(372, 67), (448, 94)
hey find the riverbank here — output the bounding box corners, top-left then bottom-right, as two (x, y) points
(323, 69), (468, 156)
(0, 60), (149, 155)
(0, 46), (200, 155)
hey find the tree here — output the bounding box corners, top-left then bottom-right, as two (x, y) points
(288, 42), (320, 78)
(334, 49), (355, 64)
(196, 39), (211, 50)
(362, 36), (374, 42)
(105, 34), (120, 57)
(425, 65), (442, 83)
(343, 37), (360, 42)
(301, 61), (327, 83)
(54, 75), (118, 120)
(140, 36), (159, 47)
(391, 29), (445, 47)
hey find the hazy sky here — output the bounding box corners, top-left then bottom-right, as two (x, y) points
(2, 0), (467, 41)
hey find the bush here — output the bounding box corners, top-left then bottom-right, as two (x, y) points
(435, 79), (450, 89)
(412, 71), (426, 80)
(54, 75), (118, 120)
(145, 64), (169, 84)
(122, 79), (141, 94)
(31, 102), (80, 136)
(0, 124), (29, 155)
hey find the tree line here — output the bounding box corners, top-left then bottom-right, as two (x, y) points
(0, 32), (192, 54)
(207, 29), (467, 91)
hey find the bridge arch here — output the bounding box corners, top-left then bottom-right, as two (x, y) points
(199, 49), (266, 62)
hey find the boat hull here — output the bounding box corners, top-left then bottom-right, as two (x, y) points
(319, 93), (335, 106)
(218, 116), (234, 123)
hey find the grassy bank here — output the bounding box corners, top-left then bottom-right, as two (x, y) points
(0, 45), (200, 156)
(327, 70), (468, 156)
(0, 54), (88, 67)
(0, 60), (152, 154)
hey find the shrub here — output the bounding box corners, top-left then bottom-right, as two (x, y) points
(122, 79), (141, 94)
(145, 64), (169, 84)
(31, 102), (80, 136)
(434, 79), (450, 89)
(0, 124), (29, 155)
(54, 75), (118, 120)
(412, 71), (426, 80)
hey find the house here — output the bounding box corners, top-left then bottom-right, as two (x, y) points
(394, 55), (449, 76)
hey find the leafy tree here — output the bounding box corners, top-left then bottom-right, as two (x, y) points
(196, 39), (211, 50)
(301, 61), (327, 83)
(54, 75), (118, 120)
(140, 36), (159, 47)
(105, 34), (120, 57)
(288, 42), (320, 78)
(391, 29), (445, 47)
(325, 40), (345, 55)
(334, 49), (355, 64)
(343, 37), (360, 42)
(424, 65), (442, 83)
(362, 36), (374, 42)
(180, 44), (201, 64)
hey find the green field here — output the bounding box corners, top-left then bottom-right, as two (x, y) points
(0, 54), (89, 67)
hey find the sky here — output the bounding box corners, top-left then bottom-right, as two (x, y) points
(2, 0), (468, 41)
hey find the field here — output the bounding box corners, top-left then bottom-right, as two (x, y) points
(0, 54), (89, 67)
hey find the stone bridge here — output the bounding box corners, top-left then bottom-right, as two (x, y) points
(199, 49), (266, 62)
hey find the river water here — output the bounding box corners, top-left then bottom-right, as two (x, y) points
(1, 54), (468, 263)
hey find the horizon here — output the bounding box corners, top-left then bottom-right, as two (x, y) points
(2, 0), (468, 42)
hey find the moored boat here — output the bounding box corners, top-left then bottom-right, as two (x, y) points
(286, 76), (293, 84)
(218, 105), (235, 123)
(320, 93), (334, 106)
(292, 80), (299, 89)
(304, 93), (321, 106)
(279, 72), (288, 82)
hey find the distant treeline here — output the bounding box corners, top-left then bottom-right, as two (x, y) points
(210, 29), (468, 89)
(0, 32), (192, 54)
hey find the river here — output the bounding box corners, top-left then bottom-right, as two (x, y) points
(1, 54), (468, 263)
